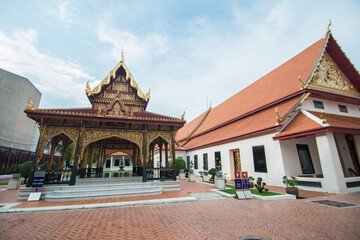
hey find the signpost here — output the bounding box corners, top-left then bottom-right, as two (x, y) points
(28, 171), (45, 201)
(235, 171), (253, 199)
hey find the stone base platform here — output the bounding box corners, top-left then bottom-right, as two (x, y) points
(18, 180), (181, 202)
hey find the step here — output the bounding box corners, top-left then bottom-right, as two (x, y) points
(153, 180), (181, 192)
(45, 186), (163, 202)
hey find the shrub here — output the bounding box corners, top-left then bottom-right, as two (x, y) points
(255, 177), (269, 194)
(19, 161), (33, 184)
(282, 176), (298, 188)
(208, 168), (218, 182)
(169, 158), (186, 175)
(40, 161), (57, 171)
(184, 168), (189, 178)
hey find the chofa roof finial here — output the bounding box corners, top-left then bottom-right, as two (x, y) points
(327, 18), (332, 32)
(121, 46), (124, 62)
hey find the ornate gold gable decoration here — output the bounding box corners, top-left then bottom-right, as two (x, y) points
(307, 53), (359, 96)
(86, 55), (150, 102)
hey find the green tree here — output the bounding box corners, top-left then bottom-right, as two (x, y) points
(19, 161), (33, 184)
(93, 150), (99, 163)
(64, 143), (74, 168)
(169, 158), (186, 175)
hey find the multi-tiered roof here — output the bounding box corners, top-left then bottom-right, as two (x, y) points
(25, 53), (185, 126)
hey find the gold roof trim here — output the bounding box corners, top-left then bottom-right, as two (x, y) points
(86, 57), (150, 102)
(275, 93), (310, 125)
(25, 108), (184, 123)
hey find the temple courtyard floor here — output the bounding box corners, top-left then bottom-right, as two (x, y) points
(0, 179), (359, 239)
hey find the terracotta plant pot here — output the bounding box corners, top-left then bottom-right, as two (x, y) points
(286, 187), (299, 197)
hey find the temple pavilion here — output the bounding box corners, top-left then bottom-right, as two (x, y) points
(25, 52), (185, 187)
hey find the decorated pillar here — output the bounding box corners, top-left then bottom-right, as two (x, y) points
(47, 139), (58, 170)
(69, 125), (86, 185)
(165, 142), (169, 168)
(159, 142), (163, 168)
(171, 132), (176, 180)
(80, 146), (89, 178)
(142, 130), (148, 182)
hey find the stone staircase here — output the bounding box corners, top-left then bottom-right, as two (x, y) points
(18, 180), (180, 202)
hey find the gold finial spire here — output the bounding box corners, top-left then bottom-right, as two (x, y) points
(26, 97), (34, 110)
(327, 18), (332, 32)
(275, 107), (281, 124)
(181, 111), (185, 121)
(320, 110), (327, 124)
(121, 46), (124, 62)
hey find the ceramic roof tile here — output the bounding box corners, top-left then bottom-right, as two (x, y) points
(274, 112), (322, 138)
(182, 98), (298, 150)
(189, 39), (324, 138)
(309, 111), (360, 129)
(274, 111), (360, 139)
(175, 109), (210, 142)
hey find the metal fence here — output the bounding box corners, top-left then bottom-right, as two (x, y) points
(0, 146), (62, 175)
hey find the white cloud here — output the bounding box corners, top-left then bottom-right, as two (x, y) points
(0, 28), (95, 108)
(58, 1), (75, 28)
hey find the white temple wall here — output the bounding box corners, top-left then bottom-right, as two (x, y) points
(302, 97), (360, 118)
(279, 135), (322, 177)
(182, 132), (286, 187)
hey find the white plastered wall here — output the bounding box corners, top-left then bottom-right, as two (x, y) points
(181, 132), (286, 186)
(301, 97), (360, 118)
(334, 133), (354, 177)
(279, 135), (322, 177)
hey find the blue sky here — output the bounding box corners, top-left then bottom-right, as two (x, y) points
(0, 0), (359, 122)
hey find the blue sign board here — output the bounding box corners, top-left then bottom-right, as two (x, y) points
(32, 171), (45, 191)
(242, 178), (250, 189)
(235, 179), (243, 189)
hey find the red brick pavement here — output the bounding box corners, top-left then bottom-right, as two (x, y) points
(0, 192), (359, 239)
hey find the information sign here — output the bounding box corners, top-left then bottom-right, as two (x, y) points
(235, 179), (243, 189)
(235, 172), (241, 179)
(241, 171), (248, 179)
(32, 171), (46, 192)
(242, 178), (250, 189)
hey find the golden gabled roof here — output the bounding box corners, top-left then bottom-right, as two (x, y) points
(86, 52), (150, 102)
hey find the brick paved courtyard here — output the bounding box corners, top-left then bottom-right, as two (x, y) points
(0, 181), (359, 239)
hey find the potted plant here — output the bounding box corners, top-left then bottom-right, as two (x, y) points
(248, 176), (254, 188)
(283, 176), (299, 197)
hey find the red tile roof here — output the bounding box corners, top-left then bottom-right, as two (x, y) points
(110, 151), (129, 156)
(274, 111), (360, 140)
(176, 107), (211, 142)
(182, 98), (299, 150)
(190, 39), (324, 138)
(309, 111), (360, 130)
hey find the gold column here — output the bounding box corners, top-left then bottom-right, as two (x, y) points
(47, 139), (58, 170)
